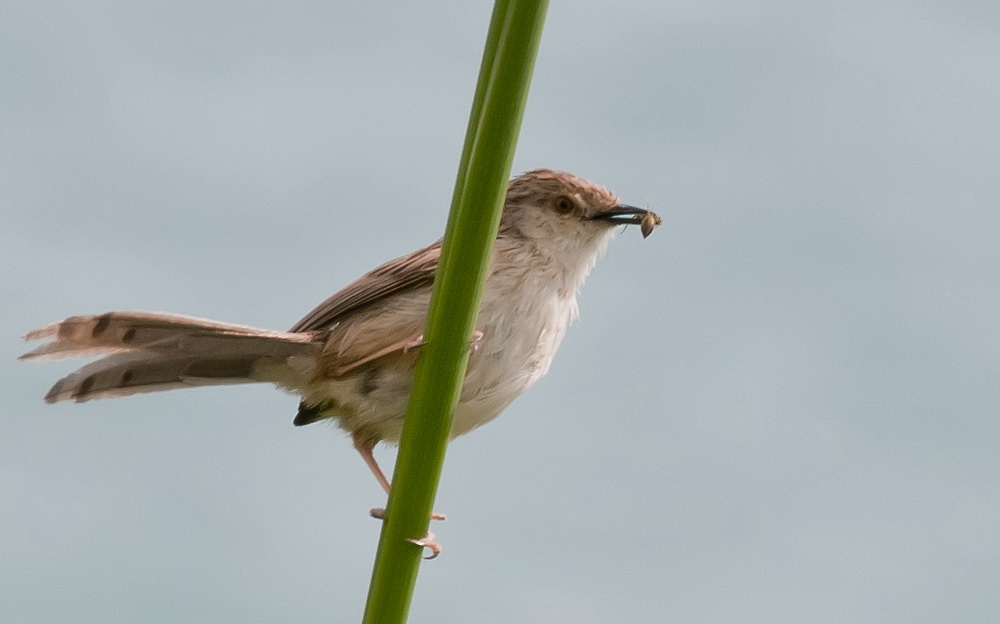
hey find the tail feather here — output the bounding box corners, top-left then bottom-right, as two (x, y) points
(20, 312), (312, 360)
(22, 312), (322, 403)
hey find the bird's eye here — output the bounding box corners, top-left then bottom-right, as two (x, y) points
(554, 196), (575, 214)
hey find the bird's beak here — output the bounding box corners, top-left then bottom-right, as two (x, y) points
(589, 205), (662, 238)
(588, 204), (649, 226)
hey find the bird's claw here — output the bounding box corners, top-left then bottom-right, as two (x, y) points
(369, 509), (446, 558)
(407, 532), (442, 559)
(401, 335), (426, 353)
(470, 330), (484, 352)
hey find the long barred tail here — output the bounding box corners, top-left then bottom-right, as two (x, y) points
(21, 312), (321, 403)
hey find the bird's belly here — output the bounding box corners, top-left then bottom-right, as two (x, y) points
(449, 292), (572, 437)
(307, 291), (573, 443)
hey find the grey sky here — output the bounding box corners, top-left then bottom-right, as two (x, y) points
(4, 1), (1000, 622)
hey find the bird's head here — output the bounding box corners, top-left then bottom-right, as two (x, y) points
(500, 169), (660, 264)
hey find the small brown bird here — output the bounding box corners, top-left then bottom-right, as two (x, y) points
(22, 169), (660, 516)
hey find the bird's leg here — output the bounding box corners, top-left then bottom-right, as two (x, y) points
(355, 435), (445, 558)
(353, 435), (446, 520)
(354, 434), (392, 495)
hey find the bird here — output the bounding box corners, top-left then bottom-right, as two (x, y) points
(21, 169), (660, 553)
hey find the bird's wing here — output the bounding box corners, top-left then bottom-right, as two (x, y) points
(289, 240), (441, 333)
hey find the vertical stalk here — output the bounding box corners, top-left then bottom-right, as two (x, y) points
(361, 1), (549, 622)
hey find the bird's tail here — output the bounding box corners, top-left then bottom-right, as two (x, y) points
(21, 312), (321, 403)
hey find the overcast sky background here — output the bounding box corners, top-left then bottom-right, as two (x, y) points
(4, 1), (1000, 622)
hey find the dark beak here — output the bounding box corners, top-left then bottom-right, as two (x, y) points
(589, 204), (649, 226)
(589, 205), (662, 238)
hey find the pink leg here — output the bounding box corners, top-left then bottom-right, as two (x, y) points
(352, 436), (447, 528)
(353, 434), (391, 495)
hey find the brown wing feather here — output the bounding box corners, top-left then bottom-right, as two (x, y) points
(289, 241), (441, 332)
(315, 286), (430, 379)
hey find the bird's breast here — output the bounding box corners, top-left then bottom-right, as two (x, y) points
(450, 268), (578, 437)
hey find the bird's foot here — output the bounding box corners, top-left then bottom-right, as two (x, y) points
(407, 532), (442, 560)
(368, 509), (446, 559)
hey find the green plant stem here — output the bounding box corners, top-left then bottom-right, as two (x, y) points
(361, 1), (549, 622)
